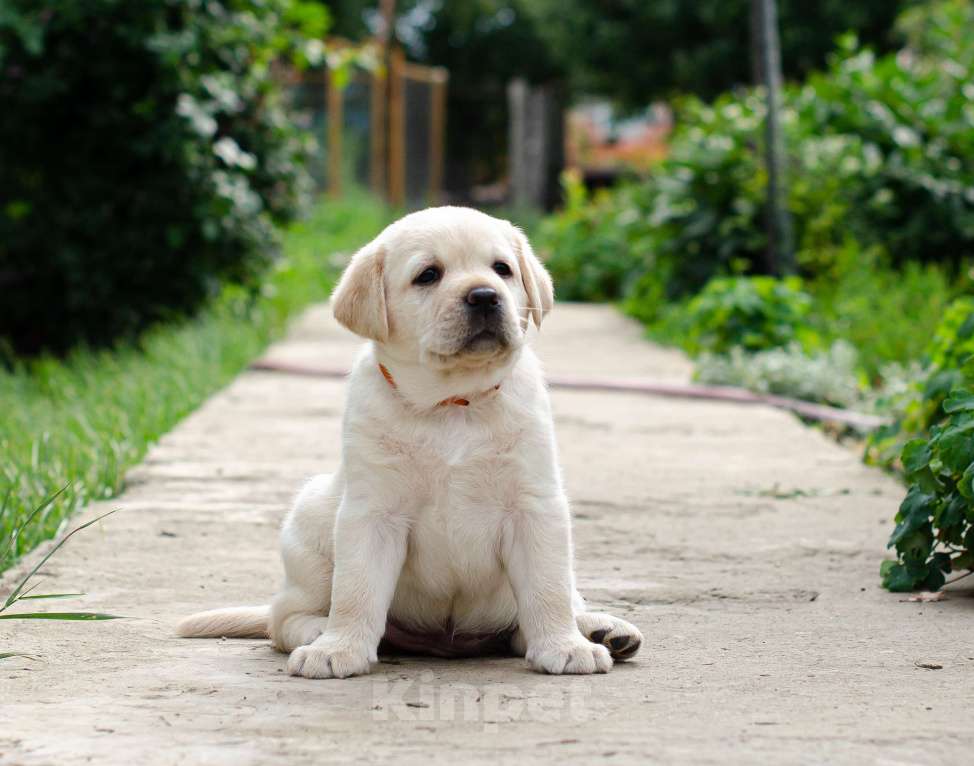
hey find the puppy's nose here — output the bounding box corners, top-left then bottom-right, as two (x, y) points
(466, 286), (499, 310)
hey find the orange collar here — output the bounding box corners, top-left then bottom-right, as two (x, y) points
(378, 363), (499, 407)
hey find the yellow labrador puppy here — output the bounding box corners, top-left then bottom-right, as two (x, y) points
(178, 207), (643, 678)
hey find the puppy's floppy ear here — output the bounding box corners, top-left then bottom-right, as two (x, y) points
(331, 239), (389, 342)
(511, 225), (554, 329)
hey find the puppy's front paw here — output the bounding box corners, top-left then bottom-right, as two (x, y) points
(286, 635), (372, 679)
(577, 612), (643, 661)
(526, 633), (613, 675)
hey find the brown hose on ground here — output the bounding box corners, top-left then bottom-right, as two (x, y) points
(249, 358), (889, 430)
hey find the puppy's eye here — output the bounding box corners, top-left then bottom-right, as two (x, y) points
(492, 261), (513, 278)
(413, 266), (442, 286)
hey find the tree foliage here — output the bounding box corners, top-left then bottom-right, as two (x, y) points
(526, 0), (910, 106)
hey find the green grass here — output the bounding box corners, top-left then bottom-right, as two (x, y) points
(0, 192), (391, 571)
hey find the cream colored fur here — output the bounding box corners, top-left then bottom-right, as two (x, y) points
(178, 207), (642, 678)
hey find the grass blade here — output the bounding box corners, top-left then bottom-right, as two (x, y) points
(0, 612), (122, 621)
(18, 593), (85, 600)
(2, 509), (116, 611)
(0, 652), (38, 660)
(0, 487), (11, 568)
(1, 485), (68, 570)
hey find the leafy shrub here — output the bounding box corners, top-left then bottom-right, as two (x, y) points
(867, 297), (974, 467)
(676, 276), (819, 356)
(881, 387), (974, 591)
(807, 243), (955, 379)
(695, 341), (868, 409)
(538, 173), (649, 302)
(797, 0), (974, 269)
(538, 1), (974, 327)
(544, 101), (875, 325)
(0, 0), (327, 354)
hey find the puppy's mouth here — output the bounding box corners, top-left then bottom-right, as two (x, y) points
(462, 328), (506, 352)
(423, 319), (517, 371)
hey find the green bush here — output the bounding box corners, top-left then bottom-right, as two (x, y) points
(537, 0), (973, 387)
(676, 276), (819, 356)
(795, 3), (974, 270)
(538, 0), (974, 308)
(537, 173), (649, 302)
(0, 0), (327, 355)
(543, 90), (881, 315)
(808, 243), (954, 379)
(868, 297), (974, 467)
(881, 387), (974, 592)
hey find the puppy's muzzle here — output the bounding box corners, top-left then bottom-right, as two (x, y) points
(460, 285), (509, 351)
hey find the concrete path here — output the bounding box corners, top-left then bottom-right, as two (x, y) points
(2, 304), (971, 765)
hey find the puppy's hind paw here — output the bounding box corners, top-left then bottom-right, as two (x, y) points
(526, 634), (612, 675)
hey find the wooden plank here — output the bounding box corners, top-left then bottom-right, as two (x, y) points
(326, 69), (343, 198)
(401, 61), (446, 84)
(388, 47), (406, 208)
(428, 68), (448, 204)
(369, 65), (386, 196)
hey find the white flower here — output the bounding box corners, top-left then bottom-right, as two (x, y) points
(213, 136), (257, 170)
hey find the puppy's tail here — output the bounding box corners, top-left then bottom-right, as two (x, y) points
(176, 605), (270, 639)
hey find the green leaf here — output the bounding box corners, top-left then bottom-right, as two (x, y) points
(959, 463), (974, 499)
(936, 494), (967, 539)
(910, 466), (944, 495)
(937, 421), (974, 474)
(944, 390), (974, 414)
(957, 313), (974, 341)
(925, 370), (962, 400)
(897, 529), (934, 561)
(0, 612), (122, 621)
(923, 568), (946, 592)
(901, 439), (932, 474)
(881, 561), (919, 592)
(952, 550), (974, 571)
(890, 488), (934, 546)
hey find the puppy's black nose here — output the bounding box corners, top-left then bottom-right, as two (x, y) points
(466, 286), (499, 310)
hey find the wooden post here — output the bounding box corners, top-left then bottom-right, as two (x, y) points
(750, 0), (765, 88)
(428, 68), (448, 204)
(755, 0), (794, 275)
(370, 66), (386, 196)
(326, 69), (343, 198)
(371, 1), (396, 199)
(508, 79), (561, 209)
(508, 78), (528, 208)
(387, 47), (406, 208)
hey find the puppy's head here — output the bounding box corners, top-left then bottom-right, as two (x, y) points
(332, 207), (553, 372)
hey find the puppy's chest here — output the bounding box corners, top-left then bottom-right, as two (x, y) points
(378, 416), (525, 492)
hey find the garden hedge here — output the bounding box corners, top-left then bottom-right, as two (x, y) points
(0, 0), (326, 355)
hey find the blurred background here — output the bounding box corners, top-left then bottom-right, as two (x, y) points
(2, 0), (973, 592)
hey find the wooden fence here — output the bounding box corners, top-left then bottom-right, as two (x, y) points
(323, 46), (448, 207)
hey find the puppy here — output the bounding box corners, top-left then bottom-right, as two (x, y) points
(178, 207), (643, 677)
